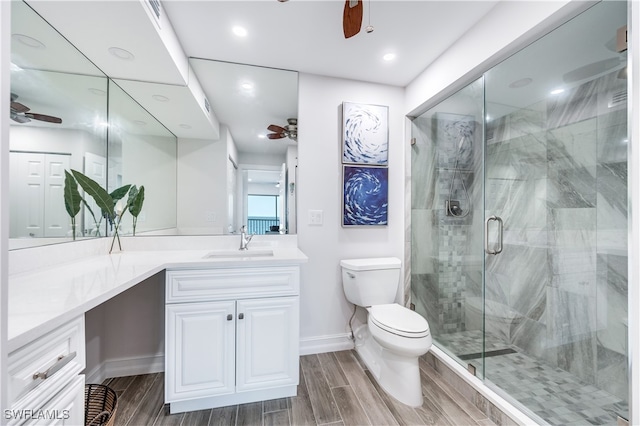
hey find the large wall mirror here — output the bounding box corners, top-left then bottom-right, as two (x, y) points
(10, 1), (298, 250)
(108, 59), (298, 237)
(107, 81), (177, 236)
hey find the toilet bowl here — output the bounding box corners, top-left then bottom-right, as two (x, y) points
(341, 258), (432, 407)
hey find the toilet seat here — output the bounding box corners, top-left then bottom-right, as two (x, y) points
(368, 304), (430, 338)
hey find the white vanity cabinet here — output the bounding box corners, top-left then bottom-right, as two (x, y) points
(165, 265), (300, 414)
(7, 316), (86, 426)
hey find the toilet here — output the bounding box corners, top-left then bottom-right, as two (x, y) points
(341, 257), (432, 407)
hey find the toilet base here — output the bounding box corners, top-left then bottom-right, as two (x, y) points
(353, 325), (424, 407)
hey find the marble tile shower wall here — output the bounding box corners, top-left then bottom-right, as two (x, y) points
(486, 70), (628, 401)
(411, 70), (628, 403)
(411, 113), (484, 336)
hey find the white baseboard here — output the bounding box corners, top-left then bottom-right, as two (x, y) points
(85, 353), (165, 385)
(299, 333), (354, 355)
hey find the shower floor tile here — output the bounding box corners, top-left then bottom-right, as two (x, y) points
(435, 330), (628, 425)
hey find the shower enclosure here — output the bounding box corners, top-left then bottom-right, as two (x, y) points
(410, 2), (629, 425)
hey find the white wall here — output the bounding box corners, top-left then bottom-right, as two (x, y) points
(84, 272), (165, 381)
(121, 133), (177, 234)
(176, 126), (234, 234)
(297, 73), (405, 353)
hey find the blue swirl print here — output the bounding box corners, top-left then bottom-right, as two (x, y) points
(343, 103), (388, 165)
(343, 166), (388, 226)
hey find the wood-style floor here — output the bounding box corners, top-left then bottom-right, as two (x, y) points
(101, 350), (496, 426)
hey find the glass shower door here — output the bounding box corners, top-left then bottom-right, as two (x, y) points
(483, 1), (628, 424)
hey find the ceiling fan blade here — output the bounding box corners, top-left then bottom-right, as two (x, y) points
(267, 124), (286, 133)
(11, 101), (30, 113)
(343, 0), (363, 39)
(25, 113), (62, 124)
(267, 133), (285, 140)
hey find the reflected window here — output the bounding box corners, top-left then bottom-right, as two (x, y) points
(247, 195), (280, 234)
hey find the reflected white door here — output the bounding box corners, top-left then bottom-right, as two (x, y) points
(43, 154), (70, 237)
(10, 152), (70, 238)
(10, 152), (45, 238)
(83, 152), (107, 236)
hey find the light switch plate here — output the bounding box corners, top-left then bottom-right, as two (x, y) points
(308, 210), (323, 226)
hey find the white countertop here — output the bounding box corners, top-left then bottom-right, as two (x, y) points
(8, 244), (307, 352)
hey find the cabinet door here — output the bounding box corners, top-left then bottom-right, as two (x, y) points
(165, 301), (235, 402)
(236, 297), (299, 392)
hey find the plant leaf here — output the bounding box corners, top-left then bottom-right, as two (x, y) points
(71, 169), (114, 220)
(63, 170), (82, 218)
(129, 185), (145, 217)
(110, 184), (132, 203)
(127, 185), (138, 205)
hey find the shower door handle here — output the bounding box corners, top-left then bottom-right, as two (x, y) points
(485, 215), (503, 255)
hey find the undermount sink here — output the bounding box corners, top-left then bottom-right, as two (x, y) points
(203, 248), (274, 259)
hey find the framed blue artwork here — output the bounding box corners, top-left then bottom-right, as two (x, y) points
(342, 165), (388, 226)
(342, 102), (389, 165)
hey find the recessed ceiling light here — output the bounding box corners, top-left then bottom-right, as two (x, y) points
(152, 94), (170, 102)
(258, 134), (266, 139)
(179, 124), (192, 129)
(241, 82), (253, 90)
(232, 26), (248, 37)
(508, 77), (533, 89)
(12, 34), (45, 49)
(108, 46), (134, 60)
(88, 88), (106, 96)
(383, 53), (396, 61)
(550, 88), (565, 95)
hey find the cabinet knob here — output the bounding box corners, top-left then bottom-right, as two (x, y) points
(227, 314), (233, 321)
(239, 313), (244, 320)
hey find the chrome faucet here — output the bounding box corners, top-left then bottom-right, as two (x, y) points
(239, 225), (253, 250)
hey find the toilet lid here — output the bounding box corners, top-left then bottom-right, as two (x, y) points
(369, 304), (430, 338)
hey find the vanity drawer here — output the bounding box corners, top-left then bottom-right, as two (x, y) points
(8, 316), (85, 410)
(166, 266), (299, 303)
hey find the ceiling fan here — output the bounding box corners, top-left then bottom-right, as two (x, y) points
(10, 93), (62, 124)
(267, 118), (297, 142)
(343, 0), (363, 38)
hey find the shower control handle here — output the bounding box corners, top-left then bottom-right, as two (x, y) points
(485, 215), (503, 255)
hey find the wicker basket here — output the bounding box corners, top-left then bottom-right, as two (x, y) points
(84, 384), (118, 426)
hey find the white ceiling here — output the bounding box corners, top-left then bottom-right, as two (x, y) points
(162, 0), (498, 87)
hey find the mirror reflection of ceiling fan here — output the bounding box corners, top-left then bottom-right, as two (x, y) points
(267, 118), (297, 142)
(10, 93), (62, 124)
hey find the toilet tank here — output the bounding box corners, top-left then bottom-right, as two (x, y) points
(340, 257), (401, 307)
